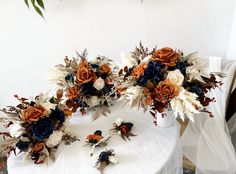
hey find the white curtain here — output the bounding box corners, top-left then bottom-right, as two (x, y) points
(181, 60), (236, 174)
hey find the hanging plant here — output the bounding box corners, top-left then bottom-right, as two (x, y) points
(24, 0), (45, 18)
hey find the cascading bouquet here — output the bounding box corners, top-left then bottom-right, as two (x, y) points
(50, 50), (118, 120)
(0, 91), (78, 164)
(118, 43), (221, 124)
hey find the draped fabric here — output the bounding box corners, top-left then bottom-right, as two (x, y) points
(181, 60), (236, 174)
(7, 104), (183, 174)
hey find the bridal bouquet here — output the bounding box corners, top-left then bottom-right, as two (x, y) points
(0, 91), (78, 164)
(51, 50), (118, 120)
(118, 43), (221, 124)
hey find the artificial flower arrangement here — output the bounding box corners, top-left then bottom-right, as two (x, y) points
(0, 90), (78, 164)
(118, 43), (221, 124)
(51, 50), (118, 120)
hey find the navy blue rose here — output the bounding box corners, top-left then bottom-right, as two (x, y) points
(49, 107), (65, 123)
(190, 86), (204, 97)
(99, 151), (110, 162)
(73, 98), (88, 107)
(80, 82), (98, 96)
(30, 117), (53, 141)
(16, 140), (29, 151)
(169, 61), (186, 75)
(90, 64), (99, 69)
(137, 61), (164, 87)
(103, 84), (114, 95)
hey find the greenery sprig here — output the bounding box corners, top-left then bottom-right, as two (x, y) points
(24, 0), (45, 18)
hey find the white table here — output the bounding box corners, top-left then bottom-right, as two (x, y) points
(8, 104), (182, 174)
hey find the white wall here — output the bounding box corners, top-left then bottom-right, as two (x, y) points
(227, 2), (236, 59)
(0, 0), (235, 108)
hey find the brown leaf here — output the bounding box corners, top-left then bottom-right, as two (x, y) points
(16, 104), (25, 110)
(124, 66), (128, 73)
(118, 69), (123, 76)
(20, 98), (28, 101)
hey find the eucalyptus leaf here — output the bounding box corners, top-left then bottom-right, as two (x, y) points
(36, 0), (45, 9)
(24, 0), (29, 8)
(31, 0), (44, 18)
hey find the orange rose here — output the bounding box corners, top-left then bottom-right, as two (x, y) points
(132, 62), (147, 78)
(31, 142), (45, 154)
(100, 64), (112, 74)
(22, 106), (47, 122)
(154, 80), (179, 103)
(152, 47), (179, 67)
(66, 86), (78, 99)
(76, 59), (93, 84)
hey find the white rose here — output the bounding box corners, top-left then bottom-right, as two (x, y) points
(166, 69), (184, 86)
(46, 131), (64, 148)
(86, 96), (100, 107)
(93, 77), (105, 91)
(8, 123), (25, 138)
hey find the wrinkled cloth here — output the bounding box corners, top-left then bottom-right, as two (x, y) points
(8, 104), (182, 174)
(181, 60), (236, 174)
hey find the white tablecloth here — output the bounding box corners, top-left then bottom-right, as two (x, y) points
(7, 104), (182, 174)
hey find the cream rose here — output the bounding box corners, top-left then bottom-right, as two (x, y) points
(166, 69), (184, 86)
(93, 77), (105, 90)
(46, 131), (64, 148)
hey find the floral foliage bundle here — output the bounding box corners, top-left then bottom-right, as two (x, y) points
(118, 43), (221, 124)
(51, 50), (118, 120)
(0, 91), (78, 164)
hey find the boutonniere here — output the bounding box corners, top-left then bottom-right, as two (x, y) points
(110, 118), (136, 141)
(94, 149), (118, 174)
(85, 130), (111, 156)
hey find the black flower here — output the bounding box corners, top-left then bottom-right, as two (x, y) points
(30, 117), (53, 141)
(49, 107), (65, 123)
(80, 82), (98, 96)
(169, 61), (186, 75)
(189, 86), (203, 97)
(16, 140), (29, 151)
(138, 61), (164, 87)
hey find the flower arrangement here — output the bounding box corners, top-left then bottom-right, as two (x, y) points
(118, 43), (221, 124)
(51, 50), (118, 120)
(0, 91), (78, 164)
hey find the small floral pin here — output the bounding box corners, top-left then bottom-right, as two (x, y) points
(94, 149), (118, 174)
(84, 130), (111, 156)
(110, 118), (136, 141)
